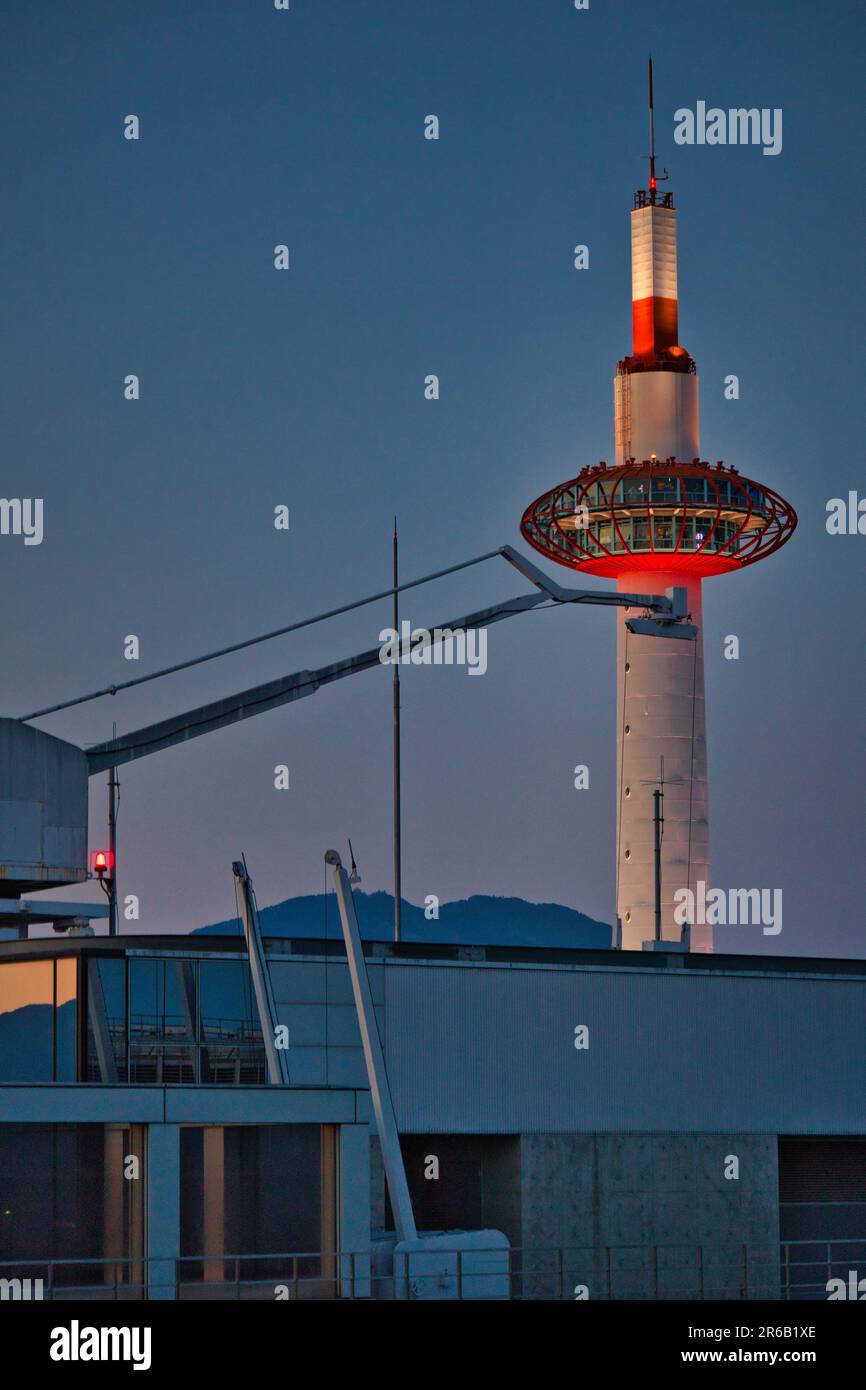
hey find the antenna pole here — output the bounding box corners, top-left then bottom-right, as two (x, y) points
(108, 721), (118, 937)
(648, 55), (656, 192)
(653, 787), (663, 941)
(392, 518), (402, 943)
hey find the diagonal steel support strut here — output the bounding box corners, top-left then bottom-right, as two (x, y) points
(85, 545), (693, 775)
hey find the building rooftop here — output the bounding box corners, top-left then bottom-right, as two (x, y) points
(2, 932), (866, 980)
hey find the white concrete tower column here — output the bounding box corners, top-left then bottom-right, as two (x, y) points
(613, 198), (712, 952)
(616, 571), (711, 952)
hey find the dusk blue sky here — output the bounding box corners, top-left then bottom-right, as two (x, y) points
(4, 1), (863, 956)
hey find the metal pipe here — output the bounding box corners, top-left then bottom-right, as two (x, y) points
(653, 788), (663, 941)
(107, 764), (118, 937)
(232, 859), (291, 1085)
(326, 849), (417, 1243)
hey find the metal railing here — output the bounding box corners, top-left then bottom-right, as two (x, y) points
(780, 1238), (866, 1301)
(85, 1015), (267, 1085)
(1, 1240), (861, 1301)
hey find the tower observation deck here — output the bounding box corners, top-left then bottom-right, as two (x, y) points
(520, 62), (796, 951)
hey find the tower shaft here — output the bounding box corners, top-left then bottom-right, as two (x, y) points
(616, 571), (711, 951)
(613, 197), (711, 950)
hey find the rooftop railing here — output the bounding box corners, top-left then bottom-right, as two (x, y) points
(2, 1239), (859, 1301)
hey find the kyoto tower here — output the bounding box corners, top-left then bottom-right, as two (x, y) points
(521, 61), (796, 952)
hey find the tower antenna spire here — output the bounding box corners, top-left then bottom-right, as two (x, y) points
(647, 55), (668, 198)
(648, 55), (655, 188)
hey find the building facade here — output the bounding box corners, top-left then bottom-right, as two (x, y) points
(1, 932), (864, 1300)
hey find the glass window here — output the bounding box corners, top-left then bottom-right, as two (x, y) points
(129, 958), (196, 1084)
(0, 958), (81, 1083)
(0, 961), (54, 1082)
(650, 477), (679, 502)
(0, 1122), (145, 1291)
(653, 517), (675, 548)
(87, 958), (127, 1083)
(593, 522), (612, 551)
(11, 952), (273, 1088)
(199, 961), (264, 1085)
(164, 960), (197, 1084)
(580, 531), (601, 556)
(684, 478), (707, 503)
(55, 959), (78, 1082)
(179, 1124), (336, 1291)
(621, 478), (648, 504)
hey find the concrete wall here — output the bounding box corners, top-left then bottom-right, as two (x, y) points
(519, 1133), (779, 1299)
(372, 1125), (779, 1299)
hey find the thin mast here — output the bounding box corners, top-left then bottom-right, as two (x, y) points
(392, 518), (402, 942)
(108, 721), (118, 936)
(648, 55), (656, 191)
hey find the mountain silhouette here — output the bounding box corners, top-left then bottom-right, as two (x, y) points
(194, 890), (611, 949)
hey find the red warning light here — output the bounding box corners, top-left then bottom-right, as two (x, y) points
(91, 850), (113, 877)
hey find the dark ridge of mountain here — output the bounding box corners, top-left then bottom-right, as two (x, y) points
(193, 890), (612, 949)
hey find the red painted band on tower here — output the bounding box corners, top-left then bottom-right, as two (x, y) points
(632, 296), (679, 356)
